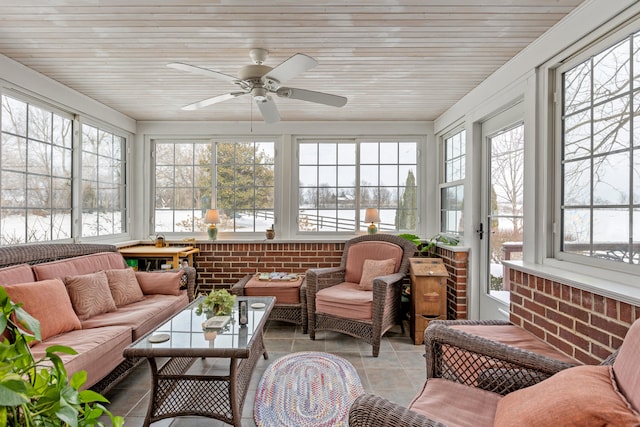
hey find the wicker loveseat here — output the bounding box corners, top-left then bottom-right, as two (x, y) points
(349, 319), (639, 426)
(0, 243), (196, 393)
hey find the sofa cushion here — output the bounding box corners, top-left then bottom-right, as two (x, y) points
(81, 292), (189, 340)
(64, 271), (117, 320)
(3, 278), (81, 341)
(0, 263), (36, 285)
(136, 270), (183, 296)
(316, 282), (372, 320)
(613, 318), (640, 412)
(494, 365), (640, 426)
(358, 258), (396, 290)
(33, 252), (127, 281)
(344, 241), (403, 284)
(409, 378), (501, 427)
(29, 325), (132, 390)
(105, 268), (144, 307)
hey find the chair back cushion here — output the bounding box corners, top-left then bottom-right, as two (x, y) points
(344, 241), (403, 284)
(32, 252), (127, 281)
(494, 365), (640, 426)
(613, 319), (640, 412)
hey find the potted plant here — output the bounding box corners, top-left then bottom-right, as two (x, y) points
(0, 287), (124, 427)
(195, 289), (236, 317)
(398, 233), (459, 257)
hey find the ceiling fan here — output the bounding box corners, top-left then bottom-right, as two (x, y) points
(167, 48), (347, 124)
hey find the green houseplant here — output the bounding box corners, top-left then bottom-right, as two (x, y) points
(195, 289), (236, 317)
(0, 287), (123, 427)
(398, 233), (459, 257)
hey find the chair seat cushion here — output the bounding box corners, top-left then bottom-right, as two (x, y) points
(494, 365), (640, 427)
(449, 324), (577, 364)
(316, 282), (372, 320)
(409, 378), (501, 427)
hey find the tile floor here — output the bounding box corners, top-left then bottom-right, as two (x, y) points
(102, 321), (426, 426)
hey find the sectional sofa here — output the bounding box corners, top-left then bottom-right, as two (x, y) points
(0, 243), (196, 393)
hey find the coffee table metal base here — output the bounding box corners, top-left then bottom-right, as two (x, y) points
(142, 326), (268, 427)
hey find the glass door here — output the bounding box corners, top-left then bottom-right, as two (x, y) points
(480, 105), (524, 320)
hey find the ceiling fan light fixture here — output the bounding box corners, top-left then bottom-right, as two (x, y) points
(252, 87), (268, 102)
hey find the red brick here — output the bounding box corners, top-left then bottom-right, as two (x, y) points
(533, 292), (558, 309)
(546, 334), (574, 358)
(590, 342), (614, 362)
(546, 310), (574, 329)
(533, 314), (558, 334)
(590, 315), (630, 341)
(558, 301), (589, 323)
(575, 321), (610, 347)
(559, 328), (589, 351)
(523, 299), (545, 316)
(619, 303), (632, 323)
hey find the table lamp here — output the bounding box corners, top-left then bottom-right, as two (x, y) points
(364, 208), (380, 234)
(205, 209), (220, 240)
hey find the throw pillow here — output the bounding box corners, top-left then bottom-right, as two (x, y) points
(104, 268), (145, 307)
(358, 258), (396, 291)
(3, 278), (82, 341)
(135, 270), (183, 296)
(65, 271), (117, 320)
(493, 365), (640, 426)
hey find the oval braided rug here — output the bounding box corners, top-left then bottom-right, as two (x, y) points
(254, 351), (365, 427)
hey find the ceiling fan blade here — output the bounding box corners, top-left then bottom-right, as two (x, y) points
(167, 62), (238, 83)
(276, 87), (347, 107)
(264, 54), (317, 85)
(182, 92), (246, 110)
(256, 97), (280, 124)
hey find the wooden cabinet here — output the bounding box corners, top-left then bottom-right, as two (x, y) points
(409, 258), (449, 345)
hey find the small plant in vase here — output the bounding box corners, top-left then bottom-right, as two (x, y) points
(196, 289), (236, 317)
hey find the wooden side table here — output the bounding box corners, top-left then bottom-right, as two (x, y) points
(118, 245), (199, 269)
(409, 257), (449, 345)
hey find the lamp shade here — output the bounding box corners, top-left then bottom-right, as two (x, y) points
(205, 209), (220, 224)
(364, 208), (380, 224)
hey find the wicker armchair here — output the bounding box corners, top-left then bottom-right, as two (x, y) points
(349, 320), (627, 427)
(306, 234), (416, 357)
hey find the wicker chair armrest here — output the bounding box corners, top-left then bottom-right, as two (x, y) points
(230, 274), (253, 297)
(348, 394), (447, 427)
(151, 267), (196, 302)
(371, 271), (405, 289)
(306, 266), (346, 293)
(424, 321), (576, 394)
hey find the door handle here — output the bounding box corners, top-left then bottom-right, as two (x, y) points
(476, 223), (484, 240)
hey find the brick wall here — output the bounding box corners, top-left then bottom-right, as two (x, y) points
(509, 267), (640, 364)
(191, 241), (470, 320)
(435, 246), (469, 320)
(193, 242), (343, 292)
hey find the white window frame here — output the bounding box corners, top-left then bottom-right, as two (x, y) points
(150, 137), (277, 238)
(294, 136), (421, 235)
(439, 127), (466, 237)
(78, 119), (129, 240)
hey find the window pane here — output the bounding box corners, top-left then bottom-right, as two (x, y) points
(81, 123), (126, 236)
(1, 95), (73, 244)
(561, 30), (640, 264)
(297, 140), (417, 233)
(441, 130), (466, 236)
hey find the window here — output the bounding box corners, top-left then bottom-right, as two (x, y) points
(0, 94), (72, 244)
(81, 124), (126, 237)
(560, 29), (640, 265)
(153, 140), (275, 234)
(297, 139), (418, 233)
(440, 130), (465, 235)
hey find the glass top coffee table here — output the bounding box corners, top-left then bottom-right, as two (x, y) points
(124, 295), (275, 427)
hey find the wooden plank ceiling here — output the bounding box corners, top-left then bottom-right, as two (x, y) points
(0, 1), (585, 123)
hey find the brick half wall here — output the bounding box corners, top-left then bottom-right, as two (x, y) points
(508, 267), (640, 364)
